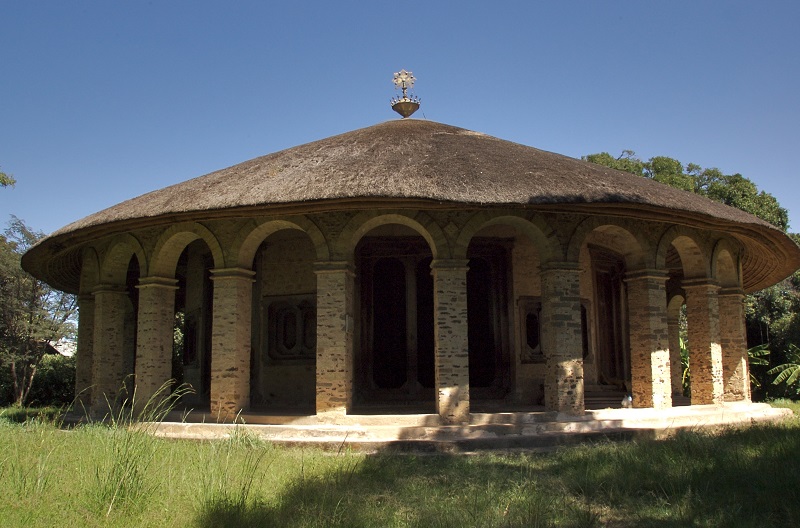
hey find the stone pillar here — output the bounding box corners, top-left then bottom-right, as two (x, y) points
(431, 260), (470, 424)
(667, 299), (684, 399)
(209, 268), (254, 421)
(625, 270), (672, 409)
(314, 262), (355, 421)
(135, 276), (178, 410)
(74, 294), (95, 410)
(683, 280), (724, 404)
(718, 288), (751, 402)
(540, 262), (584, 415)
(91, 285), (130, 414)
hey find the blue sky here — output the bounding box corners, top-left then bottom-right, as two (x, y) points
(2, 1), (799, 235)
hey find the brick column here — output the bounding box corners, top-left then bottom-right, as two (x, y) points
(431, 259), (470, 425)
(209, 268), (254, 421)
(625, 270), (672, 409)
(91, 285), (130, 413)
(74, 294), (95, 410)
(683, 280), (724, 404)
(135, 276), (178, 410)
(540, 262), (584, 415)
(314, 262), (355, 421)
(718, 288), (751, 402)
(667, 300), (684, 399)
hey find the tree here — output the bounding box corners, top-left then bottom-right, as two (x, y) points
(583, 151), (789, 230)
(0, 166), (15, 188)
(0, 217), (77, 406)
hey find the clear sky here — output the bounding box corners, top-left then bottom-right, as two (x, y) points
(2, 1), (799, 236)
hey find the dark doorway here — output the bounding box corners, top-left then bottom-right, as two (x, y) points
(467, 239), (512, 399)
(590, 245), (630, 388)
(172, 242), (214, 408)
(356, 237), (434, 405)
(356, 236), (512, 406)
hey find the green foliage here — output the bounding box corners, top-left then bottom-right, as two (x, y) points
(747, 344), (771, 389)
(745, 270), (800, 396)
(196, 429), (271, 523)
(647, 155), (696, 192)
(679, 336), (690, 397)
(583, 150), (645, 177)
(90, 380), (194, 516)
(0, 217), (77, 406)
(583, 151), (789, 230)
(0, 167), (15, 188)
(768, 344), (800, 397)
(25, 354), (76, 406)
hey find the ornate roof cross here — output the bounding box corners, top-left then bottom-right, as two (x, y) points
(391, 69), (421, 118)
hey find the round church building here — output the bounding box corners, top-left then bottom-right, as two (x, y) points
(22, 118), (800, 424)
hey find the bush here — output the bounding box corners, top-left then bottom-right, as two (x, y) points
(0, 360), (13, 405)
(25, 354), (75, 406)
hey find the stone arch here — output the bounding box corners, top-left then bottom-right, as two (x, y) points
(711, 239), (742, 289)
(667, 293), (687, 398)
(149, 222), (224, 278)
(248, 221), (320, 412)
(99, 234), (147, 285)
(80, 246), (101, 294)
(236, 216), (329, 268)
(346, 211), (445, 408)
(452, 211), (560, 399)
(339, 211), (446, 260)
(667, 292), (686, 316)
(454, 211), (560, 261)
(569, 218), (649, 394)
(567, 217), (648, 269)
(656, 226), (711, 280)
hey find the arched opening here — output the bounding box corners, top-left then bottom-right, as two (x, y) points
(662, 233), (723, 404)
(577, 224), (643, 397)
(172, 239), (214, 408)
(466, 234), (513, 400)
(458, 218), (556, 409)
(590, 246), (629, 388)
(667, 293), (689, 402)
(121, 255), (140, 398)
(354, 224), (435, 410)
(249, 229), (317, 413)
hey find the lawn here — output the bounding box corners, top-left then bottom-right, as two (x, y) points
(1, 401), (799, 528)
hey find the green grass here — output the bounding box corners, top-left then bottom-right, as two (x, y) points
(1, 403), (800, 527)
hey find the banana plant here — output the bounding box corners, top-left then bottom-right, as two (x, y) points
(747, 343), (771, 388)
(768, 344), (800, 396)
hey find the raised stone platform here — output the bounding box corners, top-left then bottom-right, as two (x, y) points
(152, 402), (791, 453)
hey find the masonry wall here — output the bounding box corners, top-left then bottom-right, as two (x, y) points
(510, 232), (544, 404)
(252, 230), (316, 409)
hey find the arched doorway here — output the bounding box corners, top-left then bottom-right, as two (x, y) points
(590, 245), (630, 388)
(172, 239), (214, 408)
(466, 237), (513, 400)
(355, 229), (435, 408)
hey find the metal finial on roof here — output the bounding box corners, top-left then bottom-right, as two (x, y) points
(391, 69), (421, 118)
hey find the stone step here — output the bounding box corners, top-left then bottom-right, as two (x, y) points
(151, 403), (791, 453)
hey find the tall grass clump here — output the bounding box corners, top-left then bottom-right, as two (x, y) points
(1, 412), (63, 500)
(87, 380), (193, 517)
(194, 427), (274, 526)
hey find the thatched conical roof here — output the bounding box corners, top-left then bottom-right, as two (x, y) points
(23, 119), (800, 292)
